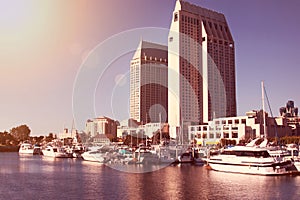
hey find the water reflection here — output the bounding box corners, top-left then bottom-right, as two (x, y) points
(205, 170), (300, 199)
(107, 163), (167, 174)
(1, 153), (300, 199)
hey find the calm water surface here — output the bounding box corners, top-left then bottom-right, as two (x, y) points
(1, 152), (300, 200)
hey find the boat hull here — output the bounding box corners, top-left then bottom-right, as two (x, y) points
(293, 161), (300, 171)
(19, 149), (34, 154)
(81, 152), (107, 163)
(208, 161), (292, 175)
(42, 151), (73, 158)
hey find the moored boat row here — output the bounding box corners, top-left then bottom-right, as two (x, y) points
(19, 142), (42, 155)
(18, 141), (84, 158)
(18, 139), (300, 176)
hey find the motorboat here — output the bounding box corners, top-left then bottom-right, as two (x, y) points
(42, 146), (73, 158)
(177, 152), (193, 164)
(19, 143), (34, 154)
(191, 147), (206, 165)
(81, 146), (110, 163)
(134, 147), (159, 164)
(207, 145), (294, 175)
(117, 148), (134, 164)
(286, 144), (300, 172)
(33, 144), (43, 155)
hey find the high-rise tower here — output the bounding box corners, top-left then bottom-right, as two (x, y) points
(168, 0), (236, 140)
(130, 40), (168, 124)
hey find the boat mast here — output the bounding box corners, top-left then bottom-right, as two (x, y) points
(181, 118), (184, 145)
(159, 112), (162, 145)
(264, 86), (278, 143)
(261, 81), (267, 138)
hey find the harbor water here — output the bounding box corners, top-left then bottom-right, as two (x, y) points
(1, 152), (300, 200)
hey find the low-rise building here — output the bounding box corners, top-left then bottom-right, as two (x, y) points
(85, 116), (118, 140)
(93, 134), (110, 145)
(58, 128), (77, 140)
(188, 110), (292, 146)
(117, 121), (168, 139)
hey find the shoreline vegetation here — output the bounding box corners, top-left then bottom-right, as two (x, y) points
(0, 145), (19, 152)
(0, 124), (54, 152)
(2, 124), (300, 153)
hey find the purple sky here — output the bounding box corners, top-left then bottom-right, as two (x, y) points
(1, 0), (300, 135)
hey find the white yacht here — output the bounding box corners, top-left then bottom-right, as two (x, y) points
(206, 82), (291, 175)
(42, 146), (73, 158)
(81, 146), (110, 163)
(19, 143), (34, 154)
(207, 145), (293, 176)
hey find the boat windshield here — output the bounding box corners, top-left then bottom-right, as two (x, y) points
(221, 150), (270, 158)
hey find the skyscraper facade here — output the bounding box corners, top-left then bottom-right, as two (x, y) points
(130, 40), (168, 124)
(168, 0), (236, 139)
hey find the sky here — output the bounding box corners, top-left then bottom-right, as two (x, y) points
(0, 0), (300, 135)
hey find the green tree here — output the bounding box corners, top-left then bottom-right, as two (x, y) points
(45, 133), (55, 143)
(10, 125), (31, 142)
(0, 131), (17, 145)
(78, 132), (91, 144)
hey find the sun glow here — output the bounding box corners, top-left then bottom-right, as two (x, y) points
(0, 0), (33, 31)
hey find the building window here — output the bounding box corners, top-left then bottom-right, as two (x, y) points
(174, 13), (178, 22)
(214, 23), (218, 30)
(169, 37), (173, 42)
(232, 132), (238, 138)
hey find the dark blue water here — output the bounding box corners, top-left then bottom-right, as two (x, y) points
(1, 153), (300, 200)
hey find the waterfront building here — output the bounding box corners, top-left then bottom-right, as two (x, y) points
(168, 0), (236, 142)
(92, 134), (111, 145)
(130, 40), (168, 125)
(117, 121), (168, 139)
(85, 116), (118, 139)
(58, 128), (77, 140)
(117, 118), (141, 138)
(188, 110), (292, 145)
